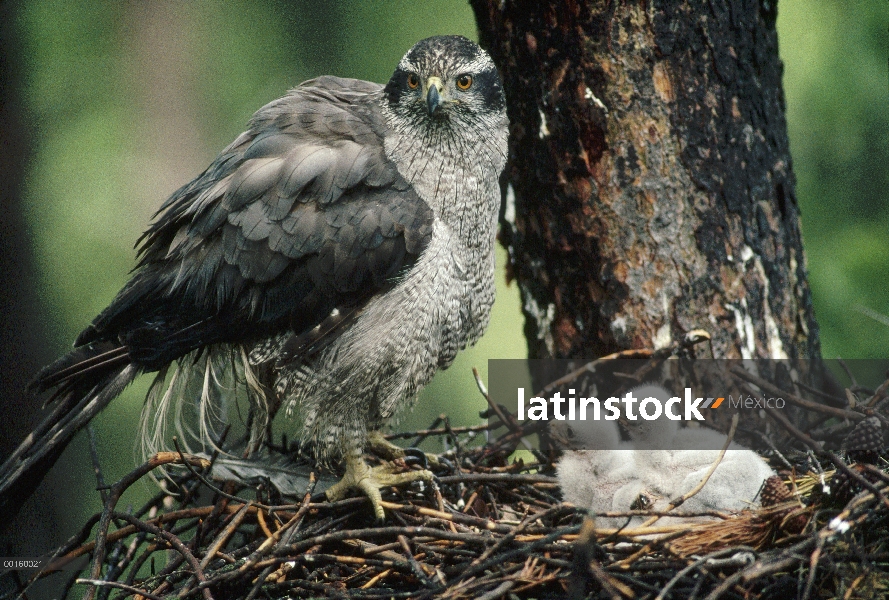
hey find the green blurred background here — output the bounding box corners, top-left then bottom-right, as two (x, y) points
(1, 0), (885, 570)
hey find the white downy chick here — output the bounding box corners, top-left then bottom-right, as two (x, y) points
(556, 383), (774, 528)
(624, 384), (774, 518)
(556, 449), (647, 527)
(552, 413), (653, 528)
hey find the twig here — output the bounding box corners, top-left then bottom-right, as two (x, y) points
(535, 330), (711, 399)
(76, 579), (166, 600)
(730, 366), (866, 422)
(474, 366), (519, 433)
(437, 473), (557, 485)
(245, 565), (277, 600)
(86, 425), (107, 504)
(572, 518), (632, 600)
(110, 511), (214, 600)
(84, 452), (210, 600)
(866, 373), (889, 408)
(384, 423), (497, 441)
(240, 473), (319, 572)
(752, 429), (795, 470)
(380, 500), (511, 532)
(655, 547), (756, 600)
(801, 533), (826, 600)
(535, 350), (654, 398)
(397, 534), (436, 588)
(199, 501), (253, 569)
(836, 358), (858, 389)
(410, 414), (444, 447)
(475, 580), (515, 600)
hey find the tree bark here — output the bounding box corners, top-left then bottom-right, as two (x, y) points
(471, 0), (820, 362)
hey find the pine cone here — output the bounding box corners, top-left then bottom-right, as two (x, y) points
(760, 475), (793, 506)
(844, 417), (884, 463)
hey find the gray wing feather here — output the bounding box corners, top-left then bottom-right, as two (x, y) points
(78, 76), (433, 366)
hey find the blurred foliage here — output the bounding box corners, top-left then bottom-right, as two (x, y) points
(12, 0), (887, 547)
(777, 0), (889, 358)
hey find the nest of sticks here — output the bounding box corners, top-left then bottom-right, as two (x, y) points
(14, 340), (889, 600)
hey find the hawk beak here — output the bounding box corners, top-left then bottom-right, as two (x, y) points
(426, 77), (444, 116)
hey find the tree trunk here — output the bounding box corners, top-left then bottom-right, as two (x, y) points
(471, 0), (820, 362)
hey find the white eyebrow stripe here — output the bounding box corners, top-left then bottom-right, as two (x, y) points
(398, 56), (495, 79)
(460, 57), (493, 73)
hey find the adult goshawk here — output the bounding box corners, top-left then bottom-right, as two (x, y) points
(1, 35), (508, 519)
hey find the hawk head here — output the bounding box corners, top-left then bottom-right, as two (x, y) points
(383, 35), (505, 134)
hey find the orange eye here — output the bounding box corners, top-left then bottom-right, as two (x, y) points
(407, 73), (420, 89)
(456, 74), (473, 90)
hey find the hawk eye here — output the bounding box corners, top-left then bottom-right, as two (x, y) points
(407, 73), (420, 89)
(456, 74), (473, 90)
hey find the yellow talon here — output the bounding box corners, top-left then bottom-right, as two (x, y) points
(366, 430), (442, 468)
(325, 454), (433, 520)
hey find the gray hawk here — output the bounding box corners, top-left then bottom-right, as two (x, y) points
(0, 35), (508, 519)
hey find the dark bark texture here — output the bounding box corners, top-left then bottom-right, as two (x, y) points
(472, 0), (820, 361)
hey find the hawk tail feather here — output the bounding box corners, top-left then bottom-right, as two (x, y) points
(29, 342), (130, 396)
(1, 343), (138, 516)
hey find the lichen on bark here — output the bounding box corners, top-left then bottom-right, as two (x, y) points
(472, 0), (820, 361)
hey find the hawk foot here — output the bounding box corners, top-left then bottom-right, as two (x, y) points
(367, 430), (442, 468)
(325, 454), (433, 520)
